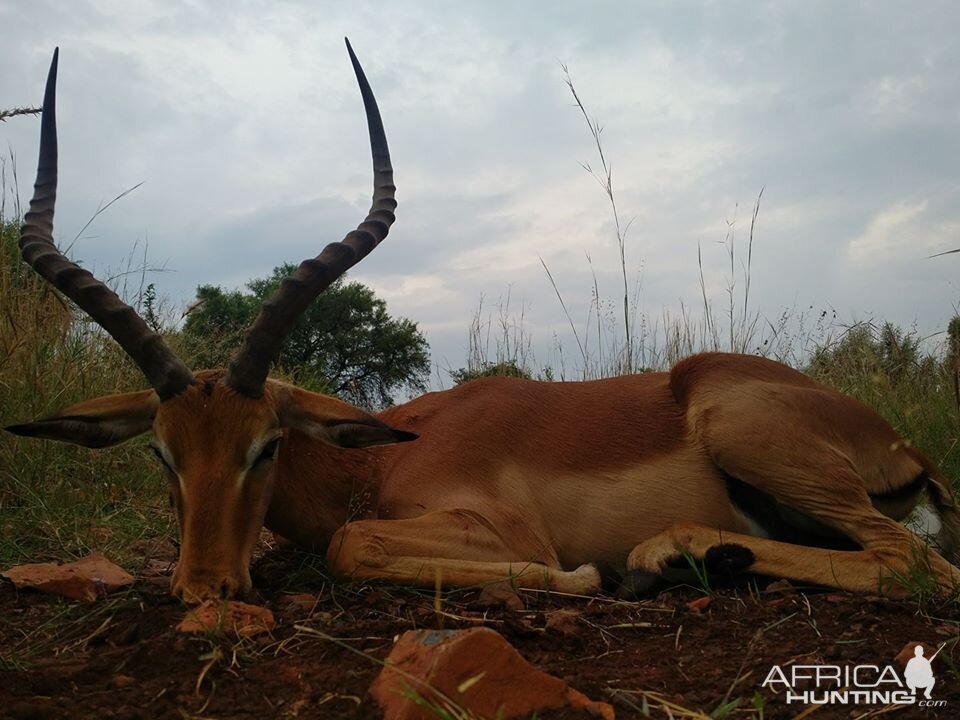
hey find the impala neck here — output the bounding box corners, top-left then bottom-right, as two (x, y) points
(264, 428), (389, 551)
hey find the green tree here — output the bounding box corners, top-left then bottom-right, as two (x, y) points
(449, 360), (532, 386)
(183, 264), (430, 409)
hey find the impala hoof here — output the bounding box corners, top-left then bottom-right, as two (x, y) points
(657, 543), (755, 587)
(616, 569), (662, 599)
(703, 543), (755, 579)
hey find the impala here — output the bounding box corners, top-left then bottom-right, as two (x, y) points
(8, 46), (960, 603)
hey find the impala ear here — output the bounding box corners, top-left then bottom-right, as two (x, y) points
(276, 385), (418, 449)
(5, 389), (159, 449)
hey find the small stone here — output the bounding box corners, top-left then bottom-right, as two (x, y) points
(176, 600), (275, 638)
(370, 627), (615, 720)
(686, 596), (712, 614)
(111, 674), (135, 688)
(476, 582), (525, 611)
(764, 579), (795, 593)
(280, 593), (317, 610)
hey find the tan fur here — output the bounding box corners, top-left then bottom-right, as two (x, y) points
(12, 355), (960, 601)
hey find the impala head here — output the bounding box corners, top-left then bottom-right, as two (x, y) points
(5, 44), (416, 602)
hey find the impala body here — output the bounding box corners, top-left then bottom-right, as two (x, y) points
(9, 47), (960, 603)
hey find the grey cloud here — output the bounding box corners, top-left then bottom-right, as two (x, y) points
(3, 1), (960, 383)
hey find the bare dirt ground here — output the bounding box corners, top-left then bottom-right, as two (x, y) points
(1, 545), (958, 720)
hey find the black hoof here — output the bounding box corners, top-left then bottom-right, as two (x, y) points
(616, 569), (663, 599)
(704, 543), (755, 579)
(595, 562), (627, 594)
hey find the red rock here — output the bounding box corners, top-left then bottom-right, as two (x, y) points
(279, 593), (317, 609)
(1, 552), (134, 601)
(370, 627), (615, 720)
(111, 674), (135, 688)
(177, 600), (275, 637)
(895, 641), (939, 668)
(686, 596), (712, 614)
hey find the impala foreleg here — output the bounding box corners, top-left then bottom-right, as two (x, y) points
(627, 521), (960, 597)
(325, 510), (601, 595)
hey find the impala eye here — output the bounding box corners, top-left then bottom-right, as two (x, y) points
(254, 437), (281, 467)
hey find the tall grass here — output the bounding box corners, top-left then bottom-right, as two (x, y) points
(0, 204), (171, 567)
(466, 70), (960, 489)
(539, 72), (785, 379)
(809, 322), (960, 480)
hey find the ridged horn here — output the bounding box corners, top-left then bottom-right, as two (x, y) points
(225, 38), (397, 397)
(19, 49), (195, 401)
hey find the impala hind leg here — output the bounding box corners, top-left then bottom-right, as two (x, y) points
(627, 521), (960, 597)
(708, 457), (960, 595)
(681, 383), (960, 596)
(326, 509), (601, 595)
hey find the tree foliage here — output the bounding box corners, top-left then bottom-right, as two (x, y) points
(182, 264), (430, 409)
(449, 360), (533, 386)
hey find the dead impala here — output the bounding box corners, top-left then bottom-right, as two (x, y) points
(8, 46), (960, 603)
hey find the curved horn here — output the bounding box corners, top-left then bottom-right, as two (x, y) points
(19, 49), (195, 401)
(225, 38), (397, 397)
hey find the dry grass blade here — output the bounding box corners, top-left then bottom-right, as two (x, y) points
(0, 107), (42, 122)
(539, 255), (588, 370)
(563, 65), (635, 373)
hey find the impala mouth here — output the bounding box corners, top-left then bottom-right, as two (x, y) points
(171, 567), (252, 603)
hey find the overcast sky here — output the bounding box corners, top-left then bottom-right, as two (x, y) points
(3, 1), (959, 385)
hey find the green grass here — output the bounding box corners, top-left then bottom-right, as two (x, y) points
(0, 217), (173, 568)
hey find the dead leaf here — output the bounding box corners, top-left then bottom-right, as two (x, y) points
(1, 552), (134, 602)
(177, 600), (275, 637)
